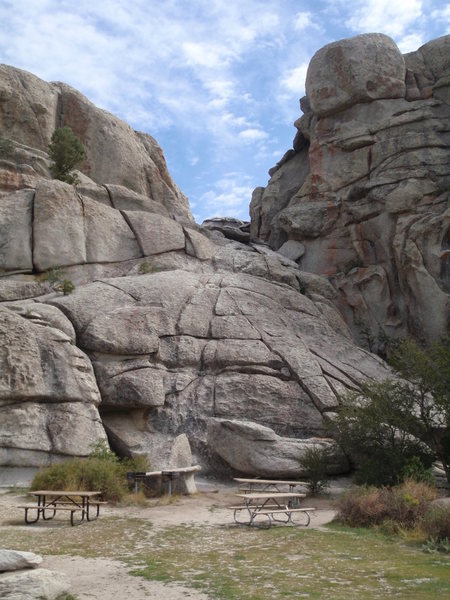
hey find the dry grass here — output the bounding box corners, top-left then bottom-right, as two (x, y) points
(1, 490), (449, 599)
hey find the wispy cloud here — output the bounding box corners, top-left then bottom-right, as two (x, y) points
(196, 173), (255, 221)
(0, 0), (447, 223)
(345, 0), (423, 38)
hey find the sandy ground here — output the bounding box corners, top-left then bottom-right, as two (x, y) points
(1, 478), (338, 599)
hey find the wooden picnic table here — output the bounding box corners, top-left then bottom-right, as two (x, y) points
(233, 478), (308, 493)
(231, 492), (314, 528)
(17, 490), (103, 526)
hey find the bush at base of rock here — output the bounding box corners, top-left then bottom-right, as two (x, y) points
(31, 443), (148, 503)
(334, 480), (438, 531)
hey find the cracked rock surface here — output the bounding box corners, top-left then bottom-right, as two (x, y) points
(250, 33), (449, 350)
(0, 35), (444, 477)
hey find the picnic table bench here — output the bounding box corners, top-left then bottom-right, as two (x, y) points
(17, 490), (104, 526)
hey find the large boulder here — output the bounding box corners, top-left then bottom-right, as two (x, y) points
(305, 33), (406, 117)
(0, 550), (42, 572)
(250, 34), (450, 349)
(0, 305), (107, 466)
(0, 568), (70, 600)
(208, 419), (348, 477)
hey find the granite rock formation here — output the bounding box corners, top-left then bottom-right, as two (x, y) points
(0, 56), (400, 479)
(0, 64), (192, 222)
(251, 33), (449, 350)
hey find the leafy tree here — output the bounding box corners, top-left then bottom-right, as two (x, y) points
(48, 126), (85, 184)
(331, 337), (450, 485)
(388, 337), (450, 482)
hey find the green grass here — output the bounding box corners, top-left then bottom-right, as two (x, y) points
(130, 523), (450, 599)
(2, 512), (449, 599)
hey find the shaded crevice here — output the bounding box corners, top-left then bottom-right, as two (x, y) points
(119, 209), (145, 257)
(262, 338), (322, 412)
(107, 365), (159, 379)
(55, 88), (64, 129)
(96, 279), (141, 302)
(102, 184), (115, 209)
(309, 349), (362, 389)
(76, 192), (88, 261)
(30, 189), (37, 272)
(370, 143), (450, 177)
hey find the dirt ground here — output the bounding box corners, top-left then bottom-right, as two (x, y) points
(0, 478), (338, 599)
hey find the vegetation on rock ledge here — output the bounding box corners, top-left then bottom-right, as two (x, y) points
(49, 126), (85, 184)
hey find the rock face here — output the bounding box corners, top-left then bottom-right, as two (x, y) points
(0, 56), (397, 478)
(0, 550), (71, 600)
(250, 33), (449, 350)
(0, 64), (192, 222)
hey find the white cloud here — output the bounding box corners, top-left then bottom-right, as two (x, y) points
(196, 171), (255, 220)
(346, 0), (423, 37)
(1, 0), (448, 224)
(431, 4), (450, 22)
(294, 12), (313, 31)
(238, 128), (269, 142)
(397, 33), (425, 53)
(280, 63), (309, 95)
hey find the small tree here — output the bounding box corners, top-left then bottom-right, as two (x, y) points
(331, 337), (450, 485)
(331, 380), (434, 486)
(49, 126), (85, 184)
(388, 337), (450, 481)
(299, 446), (330, 494)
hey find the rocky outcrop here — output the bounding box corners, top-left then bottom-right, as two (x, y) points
(0, 551), (70, 600)
(0, 176), (391, 475)
(0, 569), (70, 600)
(0, 550), (42, 572)
(250, 33), (449, 349)
(1, 57), (396, 479)
(0, 64), (192, 222)
(202, 217), (251, 243)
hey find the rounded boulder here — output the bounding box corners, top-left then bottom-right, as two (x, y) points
(305, 33), (406, 117)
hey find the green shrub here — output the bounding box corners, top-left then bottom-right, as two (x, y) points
(299, 446), (330, 495)
(422, 505), (450, 543)
(422, 536), (450, 554)
(43, 267), (64, 284)
(139, 260), (151, 274)
(0, 136), (14, 158)
(31, 441), (149, 503)
(49, 126), (85, 184)
(56, 279), (75, 295)
(401, 456), (434, 484)
(335, 480), (437, 529)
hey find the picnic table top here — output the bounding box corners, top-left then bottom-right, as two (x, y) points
(130, 465), (202, 477)
(235, 492), (306, 499)
(233, 478), (308, 485)
(30, 490), (101, 497)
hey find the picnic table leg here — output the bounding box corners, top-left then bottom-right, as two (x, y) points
(24, 507), (41, 524)
(86, 501), (100, 522)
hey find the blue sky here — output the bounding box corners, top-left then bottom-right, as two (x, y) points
(0, 1), (449, 223)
